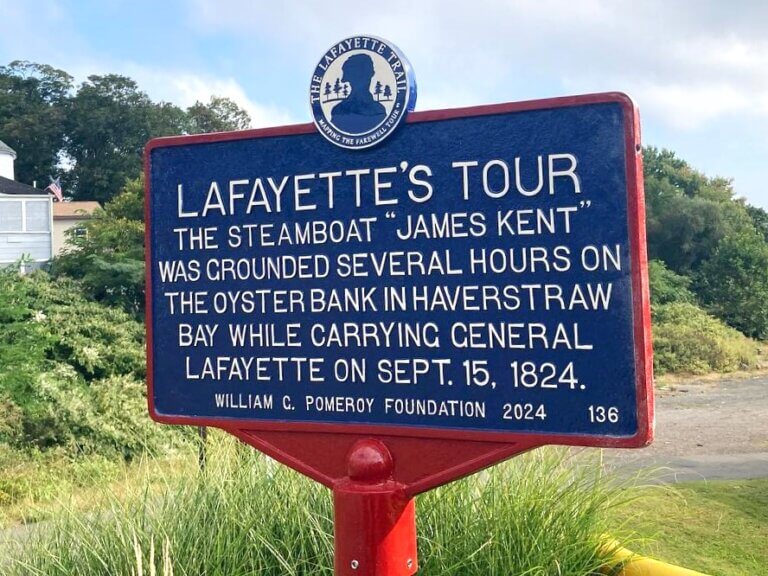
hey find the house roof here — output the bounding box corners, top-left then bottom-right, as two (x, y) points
(0, 140), (16, 158)
(0, 175), (47, 196)
(53, 201), (101, 219)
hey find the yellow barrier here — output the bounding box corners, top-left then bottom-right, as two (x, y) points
(602, 539), (710, 576)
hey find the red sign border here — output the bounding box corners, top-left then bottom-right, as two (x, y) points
(144, 91), (654, 451)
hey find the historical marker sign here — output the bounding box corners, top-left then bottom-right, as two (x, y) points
(146, 35), (653, 574)
(145, 93), (653, 448)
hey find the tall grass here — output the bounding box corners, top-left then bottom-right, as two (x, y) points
(417, 449), (627, 575)
(7, 434), (632, 575)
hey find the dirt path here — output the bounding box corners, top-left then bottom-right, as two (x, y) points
(602, 373), (768, 481)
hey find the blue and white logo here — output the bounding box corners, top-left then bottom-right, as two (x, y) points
(310, 35), (416, 150)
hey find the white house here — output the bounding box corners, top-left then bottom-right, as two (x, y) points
(0, 139), (53, 268)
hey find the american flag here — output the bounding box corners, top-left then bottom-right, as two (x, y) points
(46, 177), (63, 202)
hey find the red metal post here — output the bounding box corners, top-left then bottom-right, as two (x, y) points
(333, 439), (418, 576)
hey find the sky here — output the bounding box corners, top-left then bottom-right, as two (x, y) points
(1, 0), (767, 209)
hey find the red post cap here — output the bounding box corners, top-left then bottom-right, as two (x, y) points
(347, 439), (394, 483)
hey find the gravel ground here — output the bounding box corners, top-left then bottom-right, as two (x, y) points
(601, 372), (768, 482)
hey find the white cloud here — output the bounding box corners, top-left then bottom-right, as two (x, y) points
(0, 0), (296, 129)
(3, 0), (768, 207)
(185, 0), (768, 131)
(632, 83), (752, 130)
(128, 68), (297, 128)
(8, 0), (767, 132)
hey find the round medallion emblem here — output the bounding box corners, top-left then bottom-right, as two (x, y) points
(310, 35), (416, 149)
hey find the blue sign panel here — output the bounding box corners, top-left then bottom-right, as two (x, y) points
(146, 94), (652, 443)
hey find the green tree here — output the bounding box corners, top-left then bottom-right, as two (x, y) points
(643, 146), (735, 205)
(643, 146), (753, 274)
(185, 96), (251, 134)
(696, 229), (768, 340)
(64, 79), (244, 203)
(746, 204), (768, 244)
(648, 259), (696, 307)
(0, 60), (72, 185)
(51, 178), (145, 316)
(63, 75), (156, 203)
(3, 62), (253, 202)
(647, 194), (752, 273)
(150, 101), (190, 137)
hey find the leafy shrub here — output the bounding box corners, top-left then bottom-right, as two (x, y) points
(88, 375), (168, 458)
(0, 267), (179, 458)
(45, 301), (145, 380)
(652, 302), (759, 375)
(0, 397), (23, 445)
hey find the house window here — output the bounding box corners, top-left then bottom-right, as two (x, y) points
(0, 200), (23, 232)
(26, 201), (50, 232)
(72, 226), (88, 239)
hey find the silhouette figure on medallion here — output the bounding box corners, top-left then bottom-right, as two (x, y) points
(331, 54), (386, 133)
